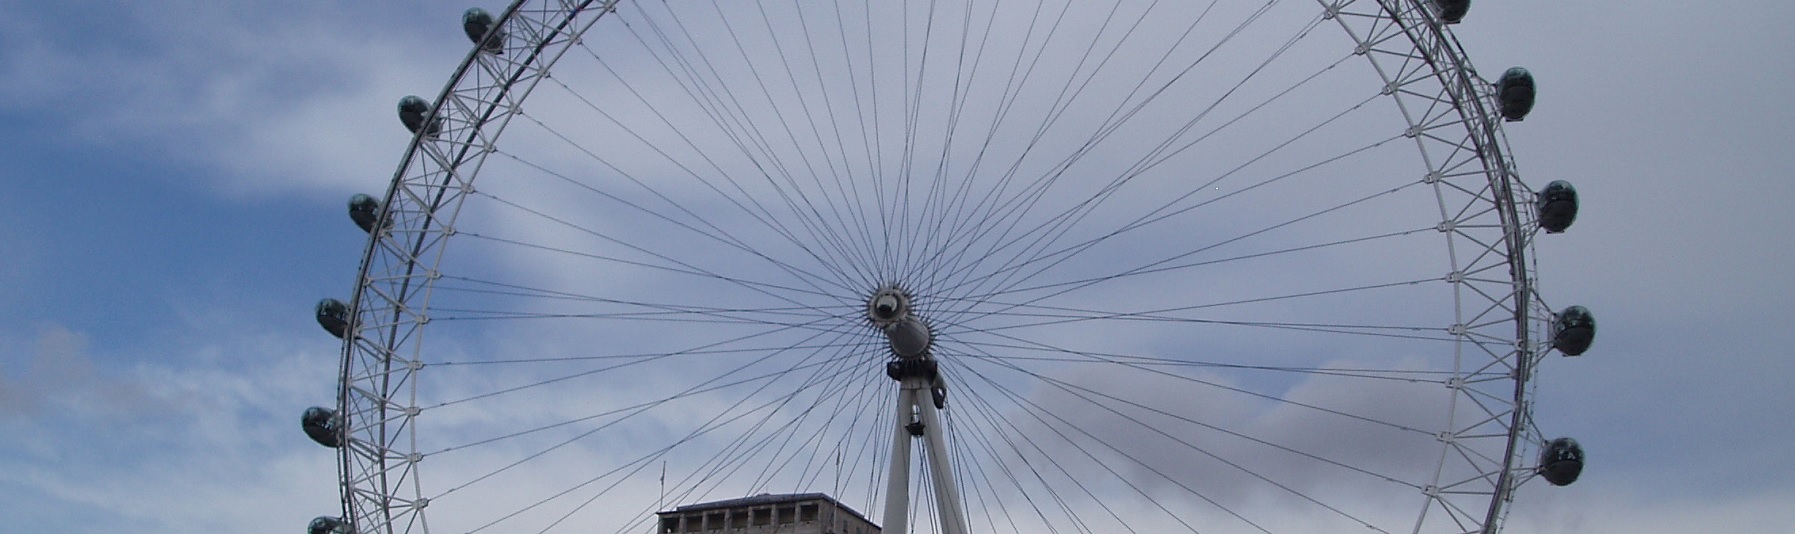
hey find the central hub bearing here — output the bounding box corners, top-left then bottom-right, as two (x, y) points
(868, 286), (932, 359)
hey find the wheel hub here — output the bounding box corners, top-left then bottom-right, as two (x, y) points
(868, 286), (932, 360)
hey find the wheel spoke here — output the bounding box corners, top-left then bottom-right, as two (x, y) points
(331, 2), (1558, 533)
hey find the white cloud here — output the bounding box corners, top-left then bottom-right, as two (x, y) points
(0, 324), (165, 420)
(0, 2), (463, 199)
(1507, 484), (1795, 534)
(0, 322), (342, 532)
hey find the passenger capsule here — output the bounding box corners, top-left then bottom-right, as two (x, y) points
(1432, 0), (1470, 24)
(463, 8), (505, 54)
(1496, 67), (1536, 121)
(316, 298), (351, 339)
(397, 95), (441, 136)
(348, 194), (384, 233)
(1551, 305), (1596, 356)
(309, 516), (351, 534)
(301, 406), (342, 448)
(1536, 180), (1579, 233)
(1538, 437), (1585, 486)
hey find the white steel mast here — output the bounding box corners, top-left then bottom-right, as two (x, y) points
(869, 287), (967, 534)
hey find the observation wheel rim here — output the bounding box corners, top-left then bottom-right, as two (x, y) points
(333, 1), (1542, 533)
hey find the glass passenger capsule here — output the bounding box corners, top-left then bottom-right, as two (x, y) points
(1433, 0), (1470, 24)
(397, 95), (442, 136)
(1538, 437), (1585, 486)
(301, 406), (342, 448)
(316, 298), (351, 339)
(348, 194), (384, 233)
(464, 8), (505, 54)
(1536, 180), (1579, 233)
(1497, 67), (1536, 121)
(1551, 305), (1596, 356)
(309, 516), (351, 534)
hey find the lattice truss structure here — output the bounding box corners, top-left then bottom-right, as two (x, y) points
(327, 2), (1571, 533)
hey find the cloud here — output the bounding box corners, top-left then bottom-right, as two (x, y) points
(0, 324), (166, 420)
(1506, 484), (1795, 534)
(0, 2), (463, 198)
(0, 321), (342, 532)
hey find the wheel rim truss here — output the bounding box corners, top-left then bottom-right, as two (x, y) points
(336, 2), (1550, 533)
(1322, 1), (1545, 533)
(337, 2), (620, 533)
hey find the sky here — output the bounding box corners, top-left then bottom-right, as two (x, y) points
(2, 1), (1793, 533)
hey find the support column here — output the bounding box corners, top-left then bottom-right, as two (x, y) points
(882, 387), (915, 534)
(881, 375), (968, 534)
(917, 390), (966, 534)
(870, 286), (966, 534)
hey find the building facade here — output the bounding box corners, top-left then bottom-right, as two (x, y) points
(656, 493), (880, 534)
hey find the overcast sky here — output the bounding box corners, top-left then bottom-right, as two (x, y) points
(1, 1), (1792, 533)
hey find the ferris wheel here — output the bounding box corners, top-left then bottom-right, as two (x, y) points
(301, 1), (1598, 533)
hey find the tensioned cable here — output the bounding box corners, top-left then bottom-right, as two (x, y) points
(746, 0), (878, 276)
(913, 0), (1007, 298)
(753, 1), (884, 287)
(696, 3), (897, 287)
(954, 359), (1225, 533)
(937, 299), (1449, 340)
(597, 332), (880, 534)
(949, 352), (1230, 533)
(958, 344), (1400, 532)
(941, 156), (1421, 335)
(482, 375), (846, 534)
(945, 321), (1436, 435)
(943, 359), (1149, 534)
(737, 361), (873, 496)
(919, 221), (1428, 330)
(430, 275), (821, 308)
(944, 100), (1402, 313)
(789, 1), (886, 283)
(918, 0), (1097, 297)
(698, 3), (887, 289)
(895, 0), (944, 278)
(918, 0), (1210, 296)
(428, 343), (855, 366)
(951, 362), (1105, 534)
(653, 350), (885, 527)
(935, 97), (1389, 319)
(954, 344), (1463, 383)
(426, 345), (846, 457)
(944, 393), (1085, 534)
(928, 1), (1298, 305)
(487, 117), (865, 296)
(428, 308), (843, 326)
(454, 230), (838, 303)
(936, 48), (1355, 306)
(1030, 223), (1416, 286)
(456, 322), (867, 533)
(919, 37), (1353, 305)
(568, 9), (878, 294)
(948, 277), (1438, 342)
(791, 357), (892, 495)
(435, 342), (840, 499)
(425, 311), (854, 409)
(426, 279), (840, 322)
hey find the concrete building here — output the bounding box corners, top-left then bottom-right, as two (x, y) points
(655, 493), (880, 534)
